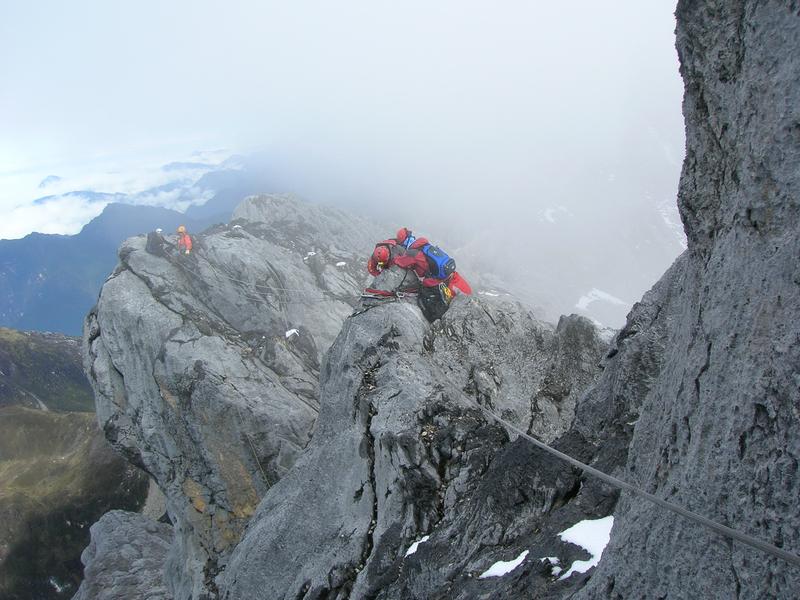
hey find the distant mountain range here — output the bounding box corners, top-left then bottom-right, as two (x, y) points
(0, 326), (148, 599)
(0, 162), (271, 335)
(0, 327), (93, 411)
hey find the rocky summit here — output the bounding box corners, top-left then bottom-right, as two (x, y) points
(77, 2), (800, 598)
(81, 194), (390, 598)
(79, 192), (610, 599)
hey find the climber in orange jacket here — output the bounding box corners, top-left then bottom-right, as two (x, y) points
(177, 225), (193, 255)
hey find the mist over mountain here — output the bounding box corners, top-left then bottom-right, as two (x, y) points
(72, 4), (800, 598)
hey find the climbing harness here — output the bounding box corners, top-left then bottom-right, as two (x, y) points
(350, 271), (421, 318)
(466, 396), (800, 568)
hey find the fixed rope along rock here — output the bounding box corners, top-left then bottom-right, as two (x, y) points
(469, 397), (800, 568)
(234, 403), (273, 490)
(178, 260), (360, 305)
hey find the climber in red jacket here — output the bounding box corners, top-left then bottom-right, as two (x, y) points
(366, 228), (472, 295)
(366, 239), (399, 277)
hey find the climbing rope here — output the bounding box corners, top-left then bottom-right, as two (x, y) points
(467, 397), (800, 568)
(349, 296), (400, 318)
(234, 403), (274, 491)
(350, 271), (422, 318)
(177, 259), (361, 306)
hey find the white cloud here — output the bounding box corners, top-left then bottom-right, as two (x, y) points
(575, 289), (630, 312)
(0, 195), (109, 239)
(0, 148), (230, 239)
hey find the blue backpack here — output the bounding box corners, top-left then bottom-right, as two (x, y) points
(421, 244), (456, 279)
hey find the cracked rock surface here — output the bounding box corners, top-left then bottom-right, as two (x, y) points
(73, 510), (173, 600)
(576, 2), (800, 598)
(218, 274), (608, 599)
(82, 195), (386, 599)
(78, 3), (800, 598)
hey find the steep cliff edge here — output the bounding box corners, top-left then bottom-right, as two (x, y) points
(575, 2), (800, 598)
(80, 194), (610, 599)
(78, 4), (800, 595)
(81, 195), (388, 597)
(218, 279), (609, 600)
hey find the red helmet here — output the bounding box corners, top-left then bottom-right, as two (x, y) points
(396, 227), (411, 244)
(373, 245), (390, 266)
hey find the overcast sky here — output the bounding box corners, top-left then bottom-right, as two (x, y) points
(1, 1), (682, 204)
(0, 0), (684, 324)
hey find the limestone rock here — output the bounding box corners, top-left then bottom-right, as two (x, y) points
(83, 195), (386, 598)
(576, 2), (800, 597)
(218, 278), (608, 599)
(73, 511), (173, 600)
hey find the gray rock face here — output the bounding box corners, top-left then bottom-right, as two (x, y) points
(575, 2), (800, 598)
(218, 274), (608, 599)
(83, 195), (386, 599)
(73, 510), (173, 600)
(80, 5), (800, 599)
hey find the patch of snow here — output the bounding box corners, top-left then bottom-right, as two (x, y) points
(656, 197), (688, 249)
(557, 516), (614, 580)
(479, 291), (501, 297)
(575, 289), (629, 312)
(540, 556), (560, 564)
(233, 224), (242, 230)
(49, 577), (67, 593)
(478, 550), (529, 579)
(336, 261), (347, 267)
(404, 534), (430, 557)
(588, 320), (617, 344)
(540, 556), (562, 576)
(285, 329), (299, 339)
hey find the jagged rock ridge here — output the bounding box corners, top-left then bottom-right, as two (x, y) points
(218, 274), (610, 600)
(81, 195), (390, 597)
(79, 196), (611, 599)
(79, 4), (800, 594)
